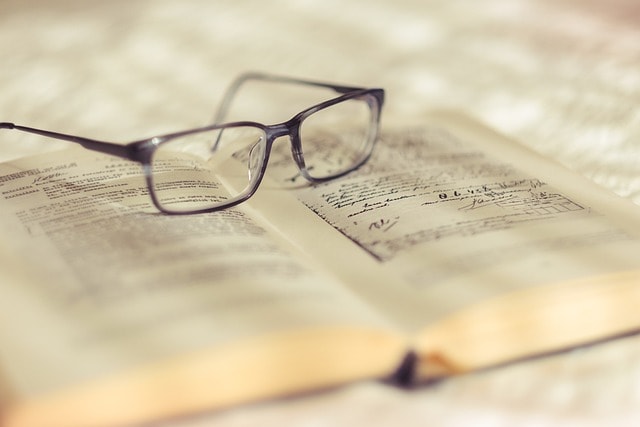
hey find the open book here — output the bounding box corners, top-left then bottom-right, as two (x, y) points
(1, 112), (639, 427)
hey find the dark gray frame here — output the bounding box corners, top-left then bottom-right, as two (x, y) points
(0, 72), (385, 214)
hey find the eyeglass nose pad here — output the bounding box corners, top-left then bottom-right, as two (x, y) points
(247, 139), (265, 181)
(211, 129), (224, 152)
(288, 131), (308, 175)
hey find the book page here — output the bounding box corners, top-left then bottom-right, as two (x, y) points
(254, 113), (640, 331)
(0, 147), (391, 398)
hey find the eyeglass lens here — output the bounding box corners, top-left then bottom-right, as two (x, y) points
(149, 96), (375, 214)
(299, 95), (375, 179)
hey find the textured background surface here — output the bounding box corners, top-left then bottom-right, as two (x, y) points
(1, 1), (640, 425)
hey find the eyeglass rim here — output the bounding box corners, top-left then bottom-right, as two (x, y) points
(145, 88), (384, 214)
(0, 72), (385, 215)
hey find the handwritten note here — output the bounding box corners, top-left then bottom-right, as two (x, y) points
(273, 128), (614, 264)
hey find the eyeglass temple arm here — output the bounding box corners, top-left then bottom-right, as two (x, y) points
(211, 72), (365, 125)
(0, 122), (135, 160)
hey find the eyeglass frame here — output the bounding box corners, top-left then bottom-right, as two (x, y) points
(0, 72), (385, 214)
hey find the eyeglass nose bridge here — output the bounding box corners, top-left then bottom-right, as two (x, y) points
(264, 121), (312, 181)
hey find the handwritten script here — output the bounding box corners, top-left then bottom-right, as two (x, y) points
(276, 128), (590, 262)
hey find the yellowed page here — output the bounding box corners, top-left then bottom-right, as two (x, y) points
(4, 327), (404, 427)
(252, 113), (640, 332)
(0, 147), (397, 406)
(413, 270), (640, 379)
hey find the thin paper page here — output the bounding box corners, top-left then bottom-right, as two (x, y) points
(0, 147), (390, 398)
(257, 117), (640, 331)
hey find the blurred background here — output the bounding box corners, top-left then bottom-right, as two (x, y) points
(2, 1), (639, 426)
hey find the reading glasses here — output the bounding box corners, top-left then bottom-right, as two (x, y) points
(0, 73), (384, 214)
